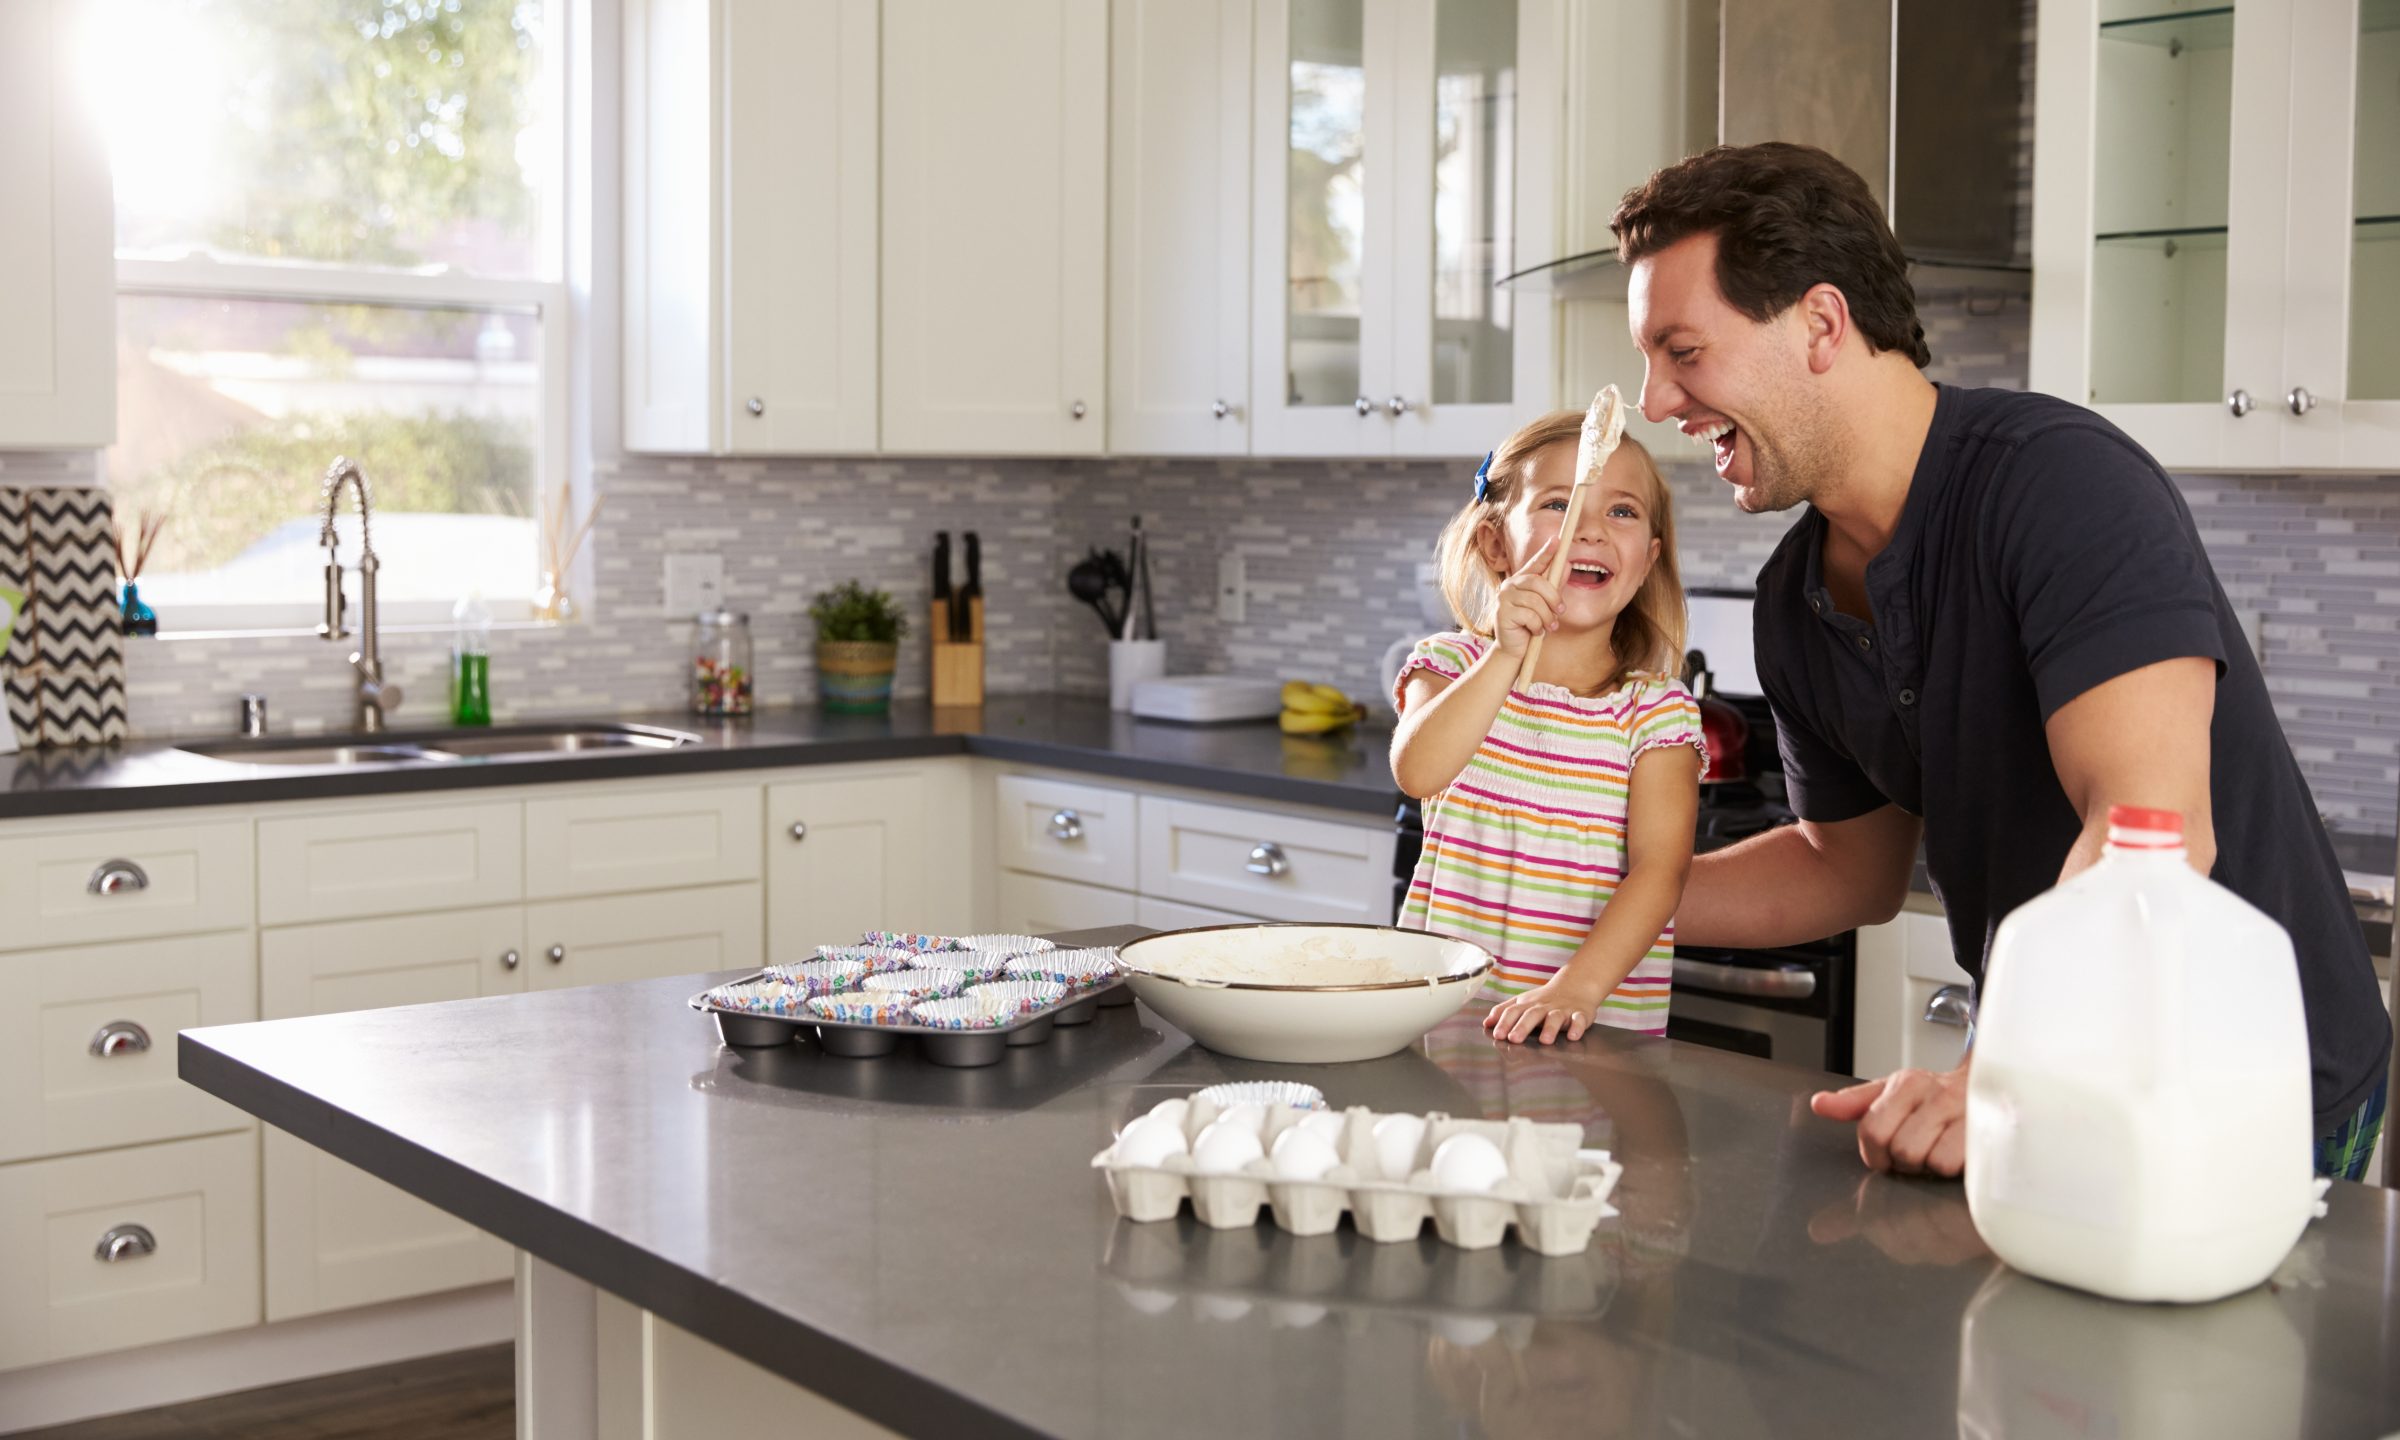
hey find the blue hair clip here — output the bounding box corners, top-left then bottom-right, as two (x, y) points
(1471, 450), (1495, 503)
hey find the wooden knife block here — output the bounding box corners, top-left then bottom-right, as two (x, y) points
(930, 597), (984, 707)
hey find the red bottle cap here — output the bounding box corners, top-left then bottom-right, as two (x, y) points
(2105, 805), (2184, 850)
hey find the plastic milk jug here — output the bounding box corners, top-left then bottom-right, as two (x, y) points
(1964, 805), (2317, 1302)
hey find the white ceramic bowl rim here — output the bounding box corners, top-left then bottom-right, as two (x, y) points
(1115, 923), (1494, 993)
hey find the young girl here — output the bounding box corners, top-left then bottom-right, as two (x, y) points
(1391, 409), (1704, 1046)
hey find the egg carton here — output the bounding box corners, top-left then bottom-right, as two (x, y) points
(1090, 1095), (1622, 1256)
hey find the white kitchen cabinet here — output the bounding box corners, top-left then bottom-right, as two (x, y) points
(257, 801), (522, 926)
(1852, 905), (1971, 1081)
(993, 773), (1138, 892)
(0, 0), (113, 448)
(2031, 0), (2400, 470)
(1136, 894), (1265, 930)
(0, 817), (252, 952)
(621, 0), (879, 455)
(526, 883), (764, 990)
(259, 906), (528, 1320)
(767, 766), (969, 962)
(996, 870), (1143, 934)
(880, 0), (1109, 455)
(1138, 793), (1395, 923)
(1107, 0), (1254, 455)
(525, 784), (761, 900)
(1250, 0), (1559, 456)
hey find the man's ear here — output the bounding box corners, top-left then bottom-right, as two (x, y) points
(1798, 283), (1850, 375)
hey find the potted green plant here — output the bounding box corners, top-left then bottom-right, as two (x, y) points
(810, 579), (907, 713)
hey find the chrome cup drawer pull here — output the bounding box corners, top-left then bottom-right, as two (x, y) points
(87, 859), (151, 896)
(1245, 842), (1290, 878)
(95, 1223), (157, 1263)
(1924, 983), (1975, 1029)
(89, 1020), (153, 1058)
(1047, 809), (1084, 842)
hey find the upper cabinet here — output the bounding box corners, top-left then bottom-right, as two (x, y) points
(1250, 0), (1559, 457)
(0, 0), (113, 450)
(2032, 0), (2400, 471)
(622, 0), (879, 456)
(880, 0), (1109, 456)
(1108, 0), (1255, 456)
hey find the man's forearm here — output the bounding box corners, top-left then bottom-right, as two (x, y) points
(1676, 825), (1905, 948)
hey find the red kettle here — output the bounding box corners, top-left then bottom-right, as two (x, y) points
(1680, 648), (1750, 785)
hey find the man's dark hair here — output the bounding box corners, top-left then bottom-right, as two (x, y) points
(1612, 142), (1930, 369)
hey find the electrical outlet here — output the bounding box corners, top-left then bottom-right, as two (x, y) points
(1217, 552), (1246, 624)
(663, 554), (724, 618)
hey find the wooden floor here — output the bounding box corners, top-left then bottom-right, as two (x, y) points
(9, 1344), (513, 1440)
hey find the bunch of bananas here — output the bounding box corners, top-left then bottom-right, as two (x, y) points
(1279, 679), (1366, 735)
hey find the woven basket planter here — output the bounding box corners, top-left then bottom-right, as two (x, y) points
(817, 640), (898, 714)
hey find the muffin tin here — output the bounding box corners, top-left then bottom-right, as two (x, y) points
(1092, 1094), (1622, 1256)
(690, 936), (1129, 1068)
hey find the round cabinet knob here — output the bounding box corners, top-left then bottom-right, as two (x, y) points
(1070, 400), (1088, 419)
(789, 821), (807, 843)
(95, 1224), (157, 1264)
(86, 859), (150, 897)
(2226, 388), (2254, 417)
(1047, 809), (1084, 842)
(1245, 841), (1290, 879)
(1386, 395), (1408, 417)
(1354, 396), (1374, 416)
(2287, 386), (2317, 416)
(500, 949), (521, 970)
(89, 1020), (152, 1058)
(547, 944), (566, 965)
(746, 396), (765, 416)
(1211, 399), (1232, 420)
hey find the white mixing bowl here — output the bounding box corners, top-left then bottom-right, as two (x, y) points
(1117, 923), (1494, 1064)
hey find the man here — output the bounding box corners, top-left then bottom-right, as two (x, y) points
(1616, 142), (2390, 1180)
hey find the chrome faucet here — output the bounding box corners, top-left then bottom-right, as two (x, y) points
(318, 456), (402, 732)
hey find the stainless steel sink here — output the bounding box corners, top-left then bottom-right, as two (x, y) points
(180, 723), (703, 768)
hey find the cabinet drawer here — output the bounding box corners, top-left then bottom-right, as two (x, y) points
(260, 802), (522, 924)
(0, 819), (253, 951)
(1135, 895), (1263, 931)
(995, 872), (1140, 935)
(1137, 797), (1394, 924)
(0, 1131), (261, 1369)
(526, 786), (762, 899)
(0, 933), (257, 1164)
(1902, 973), (1973, 1075)
(995, 774), (1136, 890)
(261, 906), (529, 1021)
(527, 882), (764, 990)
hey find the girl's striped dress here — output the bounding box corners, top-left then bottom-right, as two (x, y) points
(1394, 629), (1707, 1034)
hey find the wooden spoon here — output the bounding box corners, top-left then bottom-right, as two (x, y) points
(1516, 385), (1628, 690)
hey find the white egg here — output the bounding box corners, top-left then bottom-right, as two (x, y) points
(1269, 1125), (1341, 1181)
(1269, 1302), (1330, 1330)
(1190, 1118), (1267, 1173)
(1294, 1110), (1348, 1148)
(1429, 1133), (1511, 1193)
(1121, 1286), (1178, 1316)
(1371, 1113), (1429, 1181)
(1434, 1315), (1501, 1347)
(1112, 1114), (1190, 1168)
(1146, 1097), (1191, 1130)
(1215, 1102), (1267, 1136)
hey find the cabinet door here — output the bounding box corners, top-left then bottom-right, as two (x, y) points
(524, 784), (762, 900)
(0, 0), (112, 449)
(527, 882), (765, 990)
(259, 906), (527, 1319)
(1853, 909), (1970, 1080)
(997, 871), (1143, 934)
(1108, 0), (1253, 455)
(767, 770), (953, 962)
(257, 800), (522, 925)
(881, 0), (1108, 455)
(1386, 0), (1558, 456)
(2029, 0), (2289, 470)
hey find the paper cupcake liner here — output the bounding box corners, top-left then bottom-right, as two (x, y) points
(860, 967), (972, 1000)
(762, 958), (870, 996)
(966, 979), (1070, 1015)
(1195, 1081), (1326, 1113)
(808, 993), (912, 1025)
(857, 930), (968, 954)
(1004, 947), (1121, 989)
(911, 994), (1018, 1030)
(705, 979), (814, 1016)
(951, 932), (1058, 957)
(817, 945), (923, 974)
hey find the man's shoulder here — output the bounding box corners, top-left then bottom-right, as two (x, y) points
(1942, 386), (2162, 478)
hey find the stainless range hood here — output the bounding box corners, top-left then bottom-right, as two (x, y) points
(1503, 0), (2028, 294)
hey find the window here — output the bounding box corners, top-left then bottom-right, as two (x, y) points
(99, 0), (567, 629)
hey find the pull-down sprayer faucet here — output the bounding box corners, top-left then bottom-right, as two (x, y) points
(318, 456), (401, 732)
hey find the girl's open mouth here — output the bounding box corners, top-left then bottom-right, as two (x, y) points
(1566, 561), (1614, 590)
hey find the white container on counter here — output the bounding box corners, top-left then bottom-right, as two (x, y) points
(1965, 805), (2321, 1303)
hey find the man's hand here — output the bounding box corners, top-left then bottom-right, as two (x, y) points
(1810, 1064), (1969, 1176)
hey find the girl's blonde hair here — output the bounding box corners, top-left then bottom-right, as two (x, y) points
(1432, 409), (1687, 696)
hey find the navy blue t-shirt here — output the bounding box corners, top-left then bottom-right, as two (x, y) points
(1754, 384), (2389, 1128)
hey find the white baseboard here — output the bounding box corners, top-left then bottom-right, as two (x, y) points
(0, 1282), (514, 1433)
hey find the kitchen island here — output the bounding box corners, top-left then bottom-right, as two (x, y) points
(179, 926), (2400, 1439)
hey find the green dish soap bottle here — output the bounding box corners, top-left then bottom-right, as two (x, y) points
(451, 590), (492, 726)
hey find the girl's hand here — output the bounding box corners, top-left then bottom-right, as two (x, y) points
(1484, 971), (1610, 1045)
(1489, 536), (1562, 658)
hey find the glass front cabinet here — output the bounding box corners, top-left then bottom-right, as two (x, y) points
(2032, 0), (2400, 470)
(1250, 0), (1559, 456)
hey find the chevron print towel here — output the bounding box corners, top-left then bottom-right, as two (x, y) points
(0, 487), (129, 748)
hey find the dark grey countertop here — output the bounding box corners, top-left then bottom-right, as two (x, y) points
(179, 925), (2400, 1440)
(0, 695), (1400, 820)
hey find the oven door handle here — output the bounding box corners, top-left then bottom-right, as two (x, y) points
(1672, 958), (1817, 1000)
